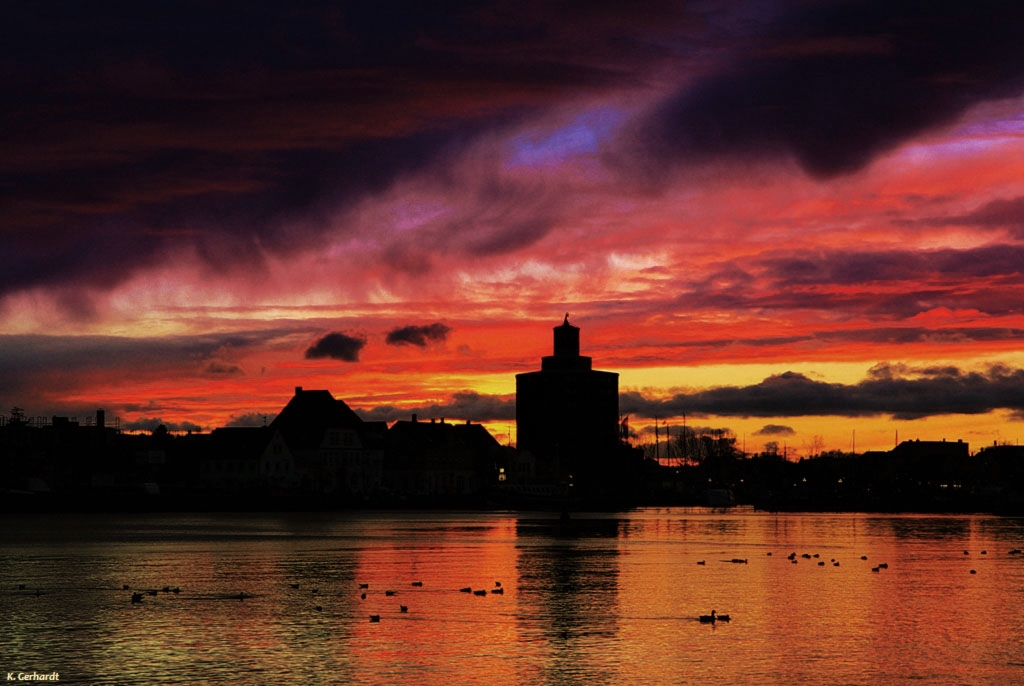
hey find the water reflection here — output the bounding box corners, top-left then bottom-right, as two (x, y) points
(870, 515), (972, 541)
(2, 510), (1024, 684)
(515, 516), (621, 684)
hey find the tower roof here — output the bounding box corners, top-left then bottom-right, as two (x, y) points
(548, 314), (588, 369)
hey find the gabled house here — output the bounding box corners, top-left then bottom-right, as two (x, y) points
(268, 387), (384, 498)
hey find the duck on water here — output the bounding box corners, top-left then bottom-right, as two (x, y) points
(699, 610), (730, 623)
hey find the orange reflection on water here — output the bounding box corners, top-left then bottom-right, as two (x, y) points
(4, 511), (1024, 684)
(343, 515), (522, 684)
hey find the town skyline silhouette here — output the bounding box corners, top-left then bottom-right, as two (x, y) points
(3, 318), (1023, 515)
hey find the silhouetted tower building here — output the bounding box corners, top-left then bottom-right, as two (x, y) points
(516, 315), (619, 488)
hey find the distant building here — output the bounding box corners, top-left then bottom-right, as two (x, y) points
(385, 415), (505, 500)
(891, 438), (969, 461)
(268, 387), (385, 498)
(0, 409), (118, 494)
(199, 427), (296, 492)
(515, 316), (620, 490)
(891, 438), (969, 483)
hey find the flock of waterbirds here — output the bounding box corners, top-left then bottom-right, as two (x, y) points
(691, 546), (1024, 624)
(11, 546), (1022, 625)
(109, 577), (511, 622)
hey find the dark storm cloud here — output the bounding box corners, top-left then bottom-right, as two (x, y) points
(939, 196), (1024, 238)
(10, 0), (1024, 304)
(204, 361), (244, 376)
(356, 391), (515, 423)
(633, 1), (1024, 178)
(821, 328), (1024, 346)
(385, 323), (452, 347)
(0, 331), (279, 394)
(380, 173), (570, 271)
(0, 1), (696, 298)
(304, 332), (366, 362)
(597, 323), (1024, 377)
(465, 218), (558, 257)
(755, 424), (796, 436)
(620, 365), (1024, 420)
(678, 244), (1024, 319)
(761, 245), (1024, 287)
(0, 330), (304, 423)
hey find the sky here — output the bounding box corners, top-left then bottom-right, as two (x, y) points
(3, 1), (1024, 455)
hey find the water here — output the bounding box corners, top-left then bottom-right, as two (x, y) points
(2, 509), (1024, 685)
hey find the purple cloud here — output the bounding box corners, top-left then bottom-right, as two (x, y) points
(305, 332), (366, 362)
(385, 323), (452, 347)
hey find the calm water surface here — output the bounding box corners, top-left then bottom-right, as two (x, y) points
(2, 509), (1024, 685)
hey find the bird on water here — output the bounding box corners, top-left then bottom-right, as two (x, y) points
(699, 610), (730, 623)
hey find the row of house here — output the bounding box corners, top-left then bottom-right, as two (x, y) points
(198, 387), (509, 503)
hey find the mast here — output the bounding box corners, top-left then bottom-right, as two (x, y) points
(665, 422), (671, 465)
(682, 412), (687, 466)
(654, 416), (660, 463)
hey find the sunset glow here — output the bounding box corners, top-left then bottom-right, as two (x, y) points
(4, 2), (1024, 454)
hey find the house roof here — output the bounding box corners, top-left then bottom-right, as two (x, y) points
(268, 388), (364, 452)
(388, 419), (502, 452)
